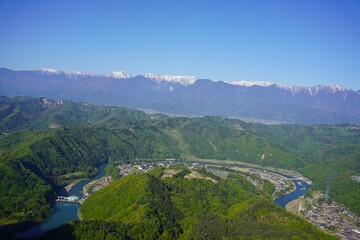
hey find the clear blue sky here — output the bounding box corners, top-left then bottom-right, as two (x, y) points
(0, 0), (359, 89)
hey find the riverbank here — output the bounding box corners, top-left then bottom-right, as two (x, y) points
(286, 195), (304, 214)
(58, 179), (85, 196)
(273, 180), (296, 199)
(82, 176), (112, 195)
(82, 179), (98, 195)
(77, 209), (82, 221)
(232, 166), (300, 200)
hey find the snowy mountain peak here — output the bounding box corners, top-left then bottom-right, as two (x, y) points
(39, 68), (96, 78)
(225, 80), (348, 97)
(308, 85), (347, 96)
(143, 73), (197, 86)
(106, 71), (131, 79)
(39, 68), (61, 75)
(329, 84), (346, 92)
(65, 71), (96, 79)
(226, 80), (275, 87)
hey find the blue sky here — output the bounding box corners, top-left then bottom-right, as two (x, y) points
(0, 0), (359, 89)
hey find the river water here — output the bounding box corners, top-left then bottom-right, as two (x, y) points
(254, 170), (311, 208)
(274, 179), (311, 208)
(14, 164), (107, 239)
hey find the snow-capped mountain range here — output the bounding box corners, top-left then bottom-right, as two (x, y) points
(226, 80), (349, 96)
(39, 68), (352, 96)
(40, 68), (196, 86)
(1, 67), (359, 124)
(40, 68), (97, 79)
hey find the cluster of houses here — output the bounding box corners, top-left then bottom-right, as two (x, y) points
(300, 192), (360, 238)
(118, 161), (174, 177)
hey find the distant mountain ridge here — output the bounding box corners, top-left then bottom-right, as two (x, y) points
(0, 67), (359, 124)
(226, 80), (347, 96)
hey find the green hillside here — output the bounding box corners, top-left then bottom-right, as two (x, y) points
(178, 117), (304, 168)
(172, 118), (360, 215)
(0, 125), (180, 224)
(42, 169), (335, 239)
(0, 96), (153, 132)
(302, 144), (360, 214)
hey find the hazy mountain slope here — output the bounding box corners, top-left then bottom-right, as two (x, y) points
(1, 68), (359, 124)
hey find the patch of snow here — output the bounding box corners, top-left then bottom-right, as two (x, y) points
(105, 71), (131, 79)
(329, 84), (346, 92)
(226, 81), (275, 87)
(226, 81), (347, 96)
(144, 73), (197, 86)
(308, 85), (346, 96)
(65, 71), (96, 79)
(40, 68), (61, 74)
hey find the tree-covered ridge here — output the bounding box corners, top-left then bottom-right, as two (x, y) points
(301, 144), (360, 215)
(81, 173), (183, 239)
(0, 125), (180, 224)
(178, 117), (304, 168)
(76, 170), (334, 239)
(0, 95), (359, 226)
(0, 96), (161, 132)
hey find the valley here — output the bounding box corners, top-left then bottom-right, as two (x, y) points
(0, 96), (359, 239)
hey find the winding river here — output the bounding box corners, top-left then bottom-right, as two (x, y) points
(274, 175), (311, 208)
(14, 165), (310, 238)
(14, 164), (107, 239)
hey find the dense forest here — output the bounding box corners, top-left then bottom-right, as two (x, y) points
(0, 97), (181, 226)
(38, 167), (334, 239)
(0, 96), (359, 232)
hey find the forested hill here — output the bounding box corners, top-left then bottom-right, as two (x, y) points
(40, 168), (333, 239)
(0, 96), (153, 132)
(0, 96), (181, 227)
(0, 96), (359, 229)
